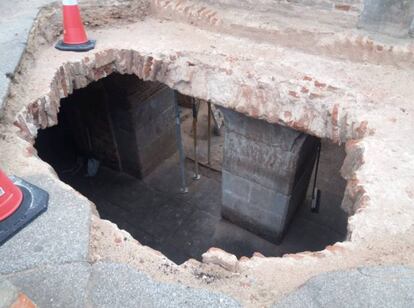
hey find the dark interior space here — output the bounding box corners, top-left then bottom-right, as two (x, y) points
(34, 73), (348, 264)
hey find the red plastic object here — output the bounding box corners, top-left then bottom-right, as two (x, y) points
(62, 4), (88, 45)
(0, 170), (22, 221)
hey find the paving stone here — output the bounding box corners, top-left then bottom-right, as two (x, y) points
(89, 262), (240, 308)
(0, 0), (55, 114)
(273, 266), (414, 308)
(7, 262), (91, 308)
(0, 174), (91, 274)
(0, 275), (18, 308)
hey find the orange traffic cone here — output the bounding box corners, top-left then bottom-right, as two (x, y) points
(55, 0), (95, 52)
(0, 169), (48, 245)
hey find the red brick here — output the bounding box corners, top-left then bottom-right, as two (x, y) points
(10, 293), (36, 308)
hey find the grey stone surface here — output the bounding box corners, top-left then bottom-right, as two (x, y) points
(89, 262), (240, 308)
(132, 86), (177, 177)
(273, 266), (414, 308)
(0, 0), (55, 114)
(0, 174), (91, 274)
(221, 109), (318, 194)
(359, 0), (414, 37)
(221, 107), (301, 150)
(5, 259), (241, 308)
(7, 262), (91, 308)
(220, 108), (318, 242)
(0, 275), (18, 308)
(222, 152), (314, 243)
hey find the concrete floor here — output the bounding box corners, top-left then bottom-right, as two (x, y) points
(40, 103), (348, 265)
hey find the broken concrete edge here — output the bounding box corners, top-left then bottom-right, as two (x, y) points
(5, 261), (241, 307)
(272, 265), (414, 307)
(150, 0), (414, 69)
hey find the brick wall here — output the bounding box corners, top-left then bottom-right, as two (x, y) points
(203, 0), (363, 14)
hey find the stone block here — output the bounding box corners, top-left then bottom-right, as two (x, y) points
(130, 85), (174, 129)
(221, 108), (318, 242)
(221, 108), (300, 150)
(131, 86), (177, 178)
(358, 0), (414, 37)
(103, 75), (177, 178)
(222, 171), (288, 242)
(223, 130), (299, 195)
(221, 109), (318, 195)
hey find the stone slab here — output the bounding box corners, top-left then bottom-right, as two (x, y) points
(220, 107), (302, 150)
(273, 266), (414, 308)
(221, 108), (318, 195)
(358, 0), (414, 37)
(223, 130), (300, 194)
(130, 86), (175, 130)
(89, 262), (240, 308)
(7, 262), (91, 308)
(222, 146), (315, 243)
(0, 174), (91, 274)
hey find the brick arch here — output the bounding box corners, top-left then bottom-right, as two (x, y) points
(14, 48), (370, 144)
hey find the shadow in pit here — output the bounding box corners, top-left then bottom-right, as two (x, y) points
(34, 73), (348, 264)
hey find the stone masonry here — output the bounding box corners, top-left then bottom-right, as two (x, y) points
(47, 74), (177, 179)
(102, 74), (177, 178)
(221, 108), (319, 243)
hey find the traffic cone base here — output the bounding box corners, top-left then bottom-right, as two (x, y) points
(55, 0), (95, 52)
(55, 39), (96, 52)
(0, 177), (48, 246)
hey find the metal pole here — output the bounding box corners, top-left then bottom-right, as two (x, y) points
(207, 101), (212, 167)
(311, 141), (321, 213)
(174, 91), (188, 193)
(192, 98), (200, 180)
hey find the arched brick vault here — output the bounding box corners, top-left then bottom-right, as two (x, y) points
(14, 48), (368, 248)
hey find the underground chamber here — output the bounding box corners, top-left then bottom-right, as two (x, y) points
(34, 73), (349, 264)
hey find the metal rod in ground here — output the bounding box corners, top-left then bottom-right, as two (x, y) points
(207, 101), (212, 167)
(173, 91), (188, 193)
(311, 141), (322, 213)
(192, 98), (200, 180)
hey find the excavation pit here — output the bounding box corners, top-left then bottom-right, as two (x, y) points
(34, 73), (348, 265)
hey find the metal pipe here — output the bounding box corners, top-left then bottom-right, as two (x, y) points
(192, 98), (200, 180)
(174, 91), (188, 193)
(207, 101), (212, 167)
(311, 141), (321, 213)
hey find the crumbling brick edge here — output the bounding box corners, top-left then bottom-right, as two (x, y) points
(13, 48), (369, 268)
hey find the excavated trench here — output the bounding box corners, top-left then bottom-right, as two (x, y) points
(34, 73), (348, 264)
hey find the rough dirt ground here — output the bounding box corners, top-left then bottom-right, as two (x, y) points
(0, 1), (414, 307)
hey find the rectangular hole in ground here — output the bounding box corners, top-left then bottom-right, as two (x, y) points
(34, 73), (348, 265)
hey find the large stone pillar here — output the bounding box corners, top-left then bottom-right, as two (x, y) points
(221, 108), (319, 243)
(103, 75), (177, 178)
